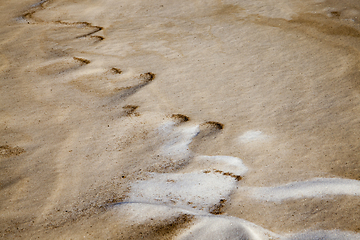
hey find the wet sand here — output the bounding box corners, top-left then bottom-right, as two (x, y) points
(0, 0), (359, 239)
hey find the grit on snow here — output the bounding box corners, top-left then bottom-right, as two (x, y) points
(1, 0), (360, 239)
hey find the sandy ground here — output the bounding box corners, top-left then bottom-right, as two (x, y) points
(0, 0), (359, 239)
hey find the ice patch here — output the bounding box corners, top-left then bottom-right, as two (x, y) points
(177, 214), (281, 240)
(249, 178), (360, 201)
(127, 172), (237, 211)
(239, 130), (268, 143)
(194, 155), (248, 176)
(158, 121), (200, 158)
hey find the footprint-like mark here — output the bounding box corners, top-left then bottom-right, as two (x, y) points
(54, 21), (104, 41)
(38, 58), (155, 124)
(36, 57), (90, 76)
(107, 72), (155, 101)
(125, 115), (247, 216)
(20, 0), (105, 47)
(171, 114), (190, 123)
(189, 121), (224, 154)
(36, 110), (360, 238)
(54, 56), (156, 98)
(19, 0), (49, 23)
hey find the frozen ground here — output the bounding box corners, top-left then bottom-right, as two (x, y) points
(0, 0), (360, 239)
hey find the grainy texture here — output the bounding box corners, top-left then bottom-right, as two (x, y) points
(0, 0), (359, 239)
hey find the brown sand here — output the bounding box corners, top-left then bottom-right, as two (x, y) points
(0, 0), (359, 239)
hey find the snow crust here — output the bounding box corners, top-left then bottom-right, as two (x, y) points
(249, 178), (360, 201)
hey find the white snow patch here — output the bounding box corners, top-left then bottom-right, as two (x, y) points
(114, 203), (281, 240)
(127, 172), (237, 211)
(158, 121), (200, 158)
(114, 203), (360, 240)
(177, 214), (281, 240)
(194, 155), (248, 176)
(249, 178), (360, 201)
(239, 130), (268, 143)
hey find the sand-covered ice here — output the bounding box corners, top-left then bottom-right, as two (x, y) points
(1, 0), (360, 238)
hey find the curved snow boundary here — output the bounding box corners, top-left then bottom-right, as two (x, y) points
(115, 203), (281, 240)
(129, 121), (249, 212)
(158, 121), (200, 158)
(178, 214), (281, 240)
(194, 155), (248, 176)
(115, 203), (360, 240)
(249, 178), (360, 201)
(157, 120), (248, 177)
